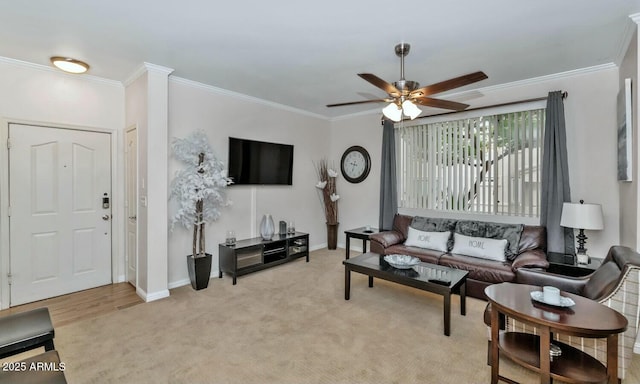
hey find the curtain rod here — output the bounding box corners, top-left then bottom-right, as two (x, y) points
(382, 91), (568, 124)
(417, 91), (568, 120)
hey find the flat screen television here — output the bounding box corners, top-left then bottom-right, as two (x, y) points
(227, 137), (294, 185)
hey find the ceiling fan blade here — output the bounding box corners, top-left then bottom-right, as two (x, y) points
(326, 99), (389, 107)
(410, 71), (488, 97)
(413, 97), (469, 111)
(358, 73), (401, 97)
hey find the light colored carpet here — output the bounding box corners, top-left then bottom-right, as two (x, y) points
(54, 249), (639, 383)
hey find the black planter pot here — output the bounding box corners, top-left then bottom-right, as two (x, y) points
(187, 253), (212, 290)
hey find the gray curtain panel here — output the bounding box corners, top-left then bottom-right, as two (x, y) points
(379, 119), (398, 230)
(540, 91), (575, 254)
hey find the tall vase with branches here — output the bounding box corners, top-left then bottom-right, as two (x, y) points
(170, 130), (232, 289)
(315, 159), (340, 249)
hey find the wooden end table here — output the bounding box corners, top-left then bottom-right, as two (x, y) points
(485, 282), (627, 384)
(344, 227), (379, 259)
(547, 252), (603, 277)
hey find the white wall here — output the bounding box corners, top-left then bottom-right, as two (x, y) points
(125, 72), (149, 293)
(167, 78), (330, 287)
(331, 66), (622, 258)
(125, 64), (173, 301)
(329, 113), (384, 248)
(0, 58), (125, 308)
(619, 25), (639, 251)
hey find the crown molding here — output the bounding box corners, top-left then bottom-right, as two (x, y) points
(169, 76), (328, 120)
(123, 62), (174, 86)
(471, 63), (616, 96)
(0, 55), (122, 87)
(122, 63), (147, 86)
(329, 107), (380, 122)
(614, 14), (640, 65)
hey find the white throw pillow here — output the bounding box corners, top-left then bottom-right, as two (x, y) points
(451, 233), (507, 262)
(404, 227), (450, 252)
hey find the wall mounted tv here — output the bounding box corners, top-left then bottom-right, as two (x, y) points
(227, 137), (294, 185)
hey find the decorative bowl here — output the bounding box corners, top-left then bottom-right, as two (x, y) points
(384, 254), (420, 269)
(530, 291), (575, 307)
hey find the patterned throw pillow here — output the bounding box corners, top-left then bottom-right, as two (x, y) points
(454, 220), (523, 260)
(451, 233), (508, 262)
(404, 227), (450, 252)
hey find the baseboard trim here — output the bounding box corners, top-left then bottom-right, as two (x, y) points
(136, 287), (170, 302)
(309, 244), (327, 252)
(168, 278), (190, 289)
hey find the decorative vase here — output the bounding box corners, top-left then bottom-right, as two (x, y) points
(187, 253), (212, 290)
(260, 214), (275, 241)
(326, 222), (339, 250)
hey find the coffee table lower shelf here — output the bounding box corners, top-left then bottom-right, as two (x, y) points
(498, 332), (607, 384)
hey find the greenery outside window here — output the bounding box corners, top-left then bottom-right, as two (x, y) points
(396, 104), (545, 217)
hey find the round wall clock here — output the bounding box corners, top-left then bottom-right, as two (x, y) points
(341, 145), (371, 183)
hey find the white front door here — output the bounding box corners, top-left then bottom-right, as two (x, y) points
(8, 124), (112, 305)
(125, 127), (137, 286)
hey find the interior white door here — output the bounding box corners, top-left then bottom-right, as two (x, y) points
(8, 124), (112, 305)
(125, 127), (137, 286)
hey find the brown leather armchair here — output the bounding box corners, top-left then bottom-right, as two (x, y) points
(485, 245), (640, 382)
(515, 247), (637, 302)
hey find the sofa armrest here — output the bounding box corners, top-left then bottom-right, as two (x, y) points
(511, 249), (549, 269)
(369, 231), (404, 251)
(515, 268), (588, 295)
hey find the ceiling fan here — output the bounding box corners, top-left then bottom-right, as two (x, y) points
(326, 43), (488, 121)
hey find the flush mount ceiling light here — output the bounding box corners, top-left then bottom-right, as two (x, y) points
(50, 56), (90, 74)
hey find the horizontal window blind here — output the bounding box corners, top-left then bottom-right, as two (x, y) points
(396, 108), (545, 217)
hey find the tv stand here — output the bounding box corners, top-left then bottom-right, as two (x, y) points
(218, 232), (309, 285)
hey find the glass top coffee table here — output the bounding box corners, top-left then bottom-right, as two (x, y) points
(343, 252), (469, 336)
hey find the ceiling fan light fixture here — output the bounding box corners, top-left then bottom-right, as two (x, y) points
(50, 56), (90, 74)
(402, 100), (422, 120)
(382, 102), (402, 122)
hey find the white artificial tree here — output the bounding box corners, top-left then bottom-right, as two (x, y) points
(170, 130), (232, 258)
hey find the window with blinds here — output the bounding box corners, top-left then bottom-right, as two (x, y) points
(396, 108), (545, 217)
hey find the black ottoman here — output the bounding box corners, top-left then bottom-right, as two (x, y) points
(0, 307), (54, 359)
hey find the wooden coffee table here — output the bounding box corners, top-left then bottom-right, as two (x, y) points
(486, 282), (628, 384)
(343, 252), (468, 336)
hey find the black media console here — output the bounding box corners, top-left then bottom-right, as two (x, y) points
(218, 232), (309, 285)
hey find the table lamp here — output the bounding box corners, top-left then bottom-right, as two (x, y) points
(560, 200), (604, 264)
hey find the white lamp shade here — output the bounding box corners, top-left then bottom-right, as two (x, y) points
(382, 103), (402, 122)
(560, 202), (604, 230)
(402, 100), (422, 120)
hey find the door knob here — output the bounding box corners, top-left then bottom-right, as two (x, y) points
(128, 215), (137, 220)
(102, 215), (110, 221)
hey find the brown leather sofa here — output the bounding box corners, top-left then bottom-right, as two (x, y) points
(369, 214), (549, 299)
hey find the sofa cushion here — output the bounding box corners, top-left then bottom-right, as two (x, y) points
(411, 217), (457, 250)
(518, 225), (546, 253)
(392, 214), (414, 238)
(454, 220), (523, 260)
(451, 233), (508, 262)
(411, 216), (457, 232)
(439, 253), (516, 283)
(404, 227), (450, 252)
